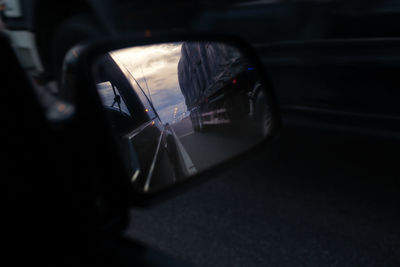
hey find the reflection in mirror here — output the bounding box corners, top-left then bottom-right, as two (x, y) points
(93, 42), (273, 193)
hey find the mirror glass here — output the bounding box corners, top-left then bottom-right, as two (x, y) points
(92, 41), (273, 193)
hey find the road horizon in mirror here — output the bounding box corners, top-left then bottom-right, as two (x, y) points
(93, 41), (273, 193)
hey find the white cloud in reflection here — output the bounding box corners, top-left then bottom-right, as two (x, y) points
(111, 43), (187, 124)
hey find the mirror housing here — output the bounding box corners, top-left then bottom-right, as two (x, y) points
(61, 33), (281, 204)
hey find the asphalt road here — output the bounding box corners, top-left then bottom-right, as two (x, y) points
(125, 124), (400, 266)
(170, 116), (263, 172)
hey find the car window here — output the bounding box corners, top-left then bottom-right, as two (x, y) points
(97, 81), (132, 117)
(118, 65), (157, 120)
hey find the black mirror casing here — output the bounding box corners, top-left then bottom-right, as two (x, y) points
(61, 33), (281, 206)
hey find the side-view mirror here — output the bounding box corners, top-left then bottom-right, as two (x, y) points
(61, 35), (280, 199)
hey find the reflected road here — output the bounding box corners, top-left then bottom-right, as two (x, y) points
(171, 117), (259, 171)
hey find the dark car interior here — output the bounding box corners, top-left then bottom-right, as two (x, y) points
(1, 32), (189, 266)
(2, 1), (400, 266)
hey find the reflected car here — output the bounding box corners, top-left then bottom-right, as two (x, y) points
(94, 54), (195, 192)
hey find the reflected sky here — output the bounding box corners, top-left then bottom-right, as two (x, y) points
(111, 43), (187, 124)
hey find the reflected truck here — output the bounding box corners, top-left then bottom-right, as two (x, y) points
(178, 42), (271, 137)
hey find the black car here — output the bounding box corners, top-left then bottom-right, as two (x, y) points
(3, 1), (400, 266)
(94, 53), (194, 193)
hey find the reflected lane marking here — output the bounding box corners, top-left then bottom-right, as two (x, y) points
(144, 131), (164, 192)
(178, 131), (195, 139)
(170, 127), (197, 176)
